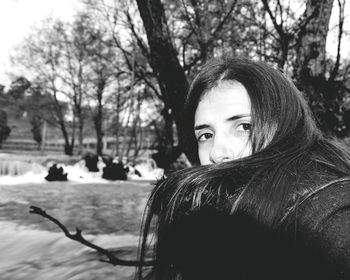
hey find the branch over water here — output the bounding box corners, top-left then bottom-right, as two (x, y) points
(29, 205), (155, 267)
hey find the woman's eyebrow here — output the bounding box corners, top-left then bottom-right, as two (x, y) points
(226, 114), (251, 122)
(194, 114), (251, 130)
(194, 124), (210, 131)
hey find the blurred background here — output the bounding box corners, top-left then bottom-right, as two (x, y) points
(0, 0), (349, 279)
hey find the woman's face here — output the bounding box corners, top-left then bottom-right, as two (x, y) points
(194, 81), (252, 165)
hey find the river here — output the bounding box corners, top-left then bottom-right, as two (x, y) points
(0, 181), (153, 280)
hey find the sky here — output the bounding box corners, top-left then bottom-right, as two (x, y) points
(0, 0), (349, 86)
(0, 0), (81, 85)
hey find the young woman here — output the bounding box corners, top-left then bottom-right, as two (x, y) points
(137, 57), (350, 280)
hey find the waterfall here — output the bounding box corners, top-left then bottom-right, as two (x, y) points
(0, 153), (164, 183)
(0, 160), (46, 176)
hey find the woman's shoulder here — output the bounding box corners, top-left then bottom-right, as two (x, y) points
(296, 177), (350, 227)
(291, 177), (350, 279)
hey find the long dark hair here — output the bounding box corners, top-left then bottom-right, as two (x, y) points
(137, 57), (350, 280)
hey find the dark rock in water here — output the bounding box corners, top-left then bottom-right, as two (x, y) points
(102, 160), (129, 181)
(45, 164), (68, 181)
(101, 155), (113, 165)
(134, 168), (142, 177)
(83, 152), (99, 172)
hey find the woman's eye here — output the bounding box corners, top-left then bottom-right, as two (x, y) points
(237, 123), (252, 131)
(197, 132), (213, 142)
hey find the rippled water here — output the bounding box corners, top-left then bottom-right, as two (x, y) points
(0, 181), (153, 280)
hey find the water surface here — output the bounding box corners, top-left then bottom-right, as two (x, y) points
(0, 181), (153, 280)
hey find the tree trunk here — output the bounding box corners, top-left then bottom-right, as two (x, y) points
(293, 0), (339, 135)
(57, 112), (74, 156)
(76, 107), (84, 155)
(61, 122), (74, 155)
(78, 119), (84, 155)
(136, 0), (192, 164)
(94, 79), (106, 156)
(294, 0), (334, 81)
(41, 120), (47, 152)
(114, 84), (121, 158)
(49, 58), (75, 156)
(94, 111), (103, 156)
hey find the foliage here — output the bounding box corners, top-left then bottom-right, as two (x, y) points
(7, 76), (31, 100)
(0, 110), (11, 148)
(24, 85), (54, 148)
(0, 84), (4, 95)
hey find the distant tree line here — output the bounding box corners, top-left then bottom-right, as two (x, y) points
(1, 0), (348, 168)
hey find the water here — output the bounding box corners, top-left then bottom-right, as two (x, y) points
(0, 181), (154, 280)
(0, 153), (164, 183)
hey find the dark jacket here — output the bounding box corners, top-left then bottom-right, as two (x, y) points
(169, 178), (350, 280)
(286, 177), (350, 280)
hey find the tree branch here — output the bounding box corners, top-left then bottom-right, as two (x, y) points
(189, 0), (203, 38)
(181, 0), (198, 37)
(261, 0), (284, 37)
(125, 10), (150, 60)
(136, 71), (162, 100)
(210, 0), (238, 41)
(29, 206), (155, 267)
(276, 0), (284, 28)
(330, 0), (345, 81)
(292, 3), (319, 37)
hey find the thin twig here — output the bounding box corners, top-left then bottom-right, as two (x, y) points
(29, 206), (155, 267)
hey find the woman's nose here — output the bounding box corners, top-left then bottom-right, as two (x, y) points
(209, 138), (234, 164)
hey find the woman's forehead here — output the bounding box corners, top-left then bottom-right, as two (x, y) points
(195, 81), (251, 124)
(199, 80), (250, 105)
(200, 80), (246, 99)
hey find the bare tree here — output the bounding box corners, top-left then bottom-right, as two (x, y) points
(11, 20), (80, 155)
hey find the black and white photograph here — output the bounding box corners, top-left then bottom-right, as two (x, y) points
(0, 0), (349, 279)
